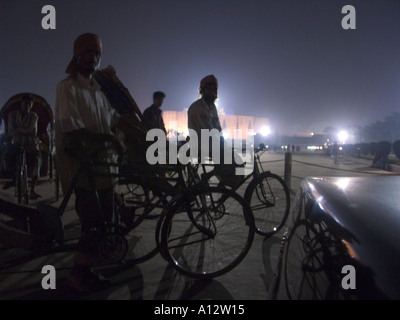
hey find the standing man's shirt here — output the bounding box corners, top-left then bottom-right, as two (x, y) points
(188, 97), (222, 137)
(7, 110), (39, 145)
(55, 73), (120, 192)
(143, 104), (166, 133)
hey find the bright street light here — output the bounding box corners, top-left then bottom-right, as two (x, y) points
(260, 126), (271, 137)
(337, 130), (348, 143)
(222, 129), (230, 139)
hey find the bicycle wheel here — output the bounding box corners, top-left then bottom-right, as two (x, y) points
(115, 181), (165, 264)
(115, 182), (151, 229)
(160, 186), (255, 279)
(284, 220), (329, 300)
(244, 172), (290, 237)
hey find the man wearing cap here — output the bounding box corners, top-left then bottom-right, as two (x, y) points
(188, 75), (245, 187)
(188, 75), (222, 162)
(55, 33), (121, 292)
(143, 91), (167, 133)
(188, 75), (222, 137)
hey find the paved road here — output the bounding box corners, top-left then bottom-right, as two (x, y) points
(0, 151), (394, 300)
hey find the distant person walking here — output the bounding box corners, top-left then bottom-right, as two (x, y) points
(143, 91), (167, 134)
(332, 141), (339, 164)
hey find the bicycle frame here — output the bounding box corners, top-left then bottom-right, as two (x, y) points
(1, 145), (257, 276)
(199, 147), (267, 187)
(15, 144), (29, 205)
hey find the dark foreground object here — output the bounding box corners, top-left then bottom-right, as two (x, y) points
(273, 176), (400, 300)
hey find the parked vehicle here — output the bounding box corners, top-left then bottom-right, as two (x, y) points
(272, 176), (400, 300)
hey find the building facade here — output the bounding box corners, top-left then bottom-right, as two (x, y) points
(162, 110), (270, 140)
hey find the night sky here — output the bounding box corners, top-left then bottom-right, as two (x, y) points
(1, 0), (400, 136)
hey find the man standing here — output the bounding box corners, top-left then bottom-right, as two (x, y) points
(55, 33), (121, 292)
(187, 75), (246, 187)
(143, 91), (167, 133)
(2, 94), (41, 199)
(188, 75), (222, 162)
(188, 75), (221, 137)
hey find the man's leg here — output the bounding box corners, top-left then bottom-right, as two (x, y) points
(2, 144), (18, 190)
(75, 188), (107, 250)
(68, 187), (110, 292)
(27, 149), (41, 199)
(98, 187), (114, 226)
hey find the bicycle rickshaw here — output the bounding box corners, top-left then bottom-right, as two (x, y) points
(0, 133), (256, 279)
(0, 93), (54, 204)
(94, 65), (289, 276)
(0, 66), (288, 281)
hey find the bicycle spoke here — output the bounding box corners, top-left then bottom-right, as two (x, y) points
(161, 187), (254, 278)
(284, 220), (330, 300)
(115, 182), (162, 264)
(244, 172), (290, 236)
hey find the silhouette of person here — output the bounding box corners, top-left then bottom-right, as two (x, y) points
(188, 74), (222, 162)
(187, 75), (243, 187)
(143, 91), (167, 133)
(2, 94), (41, 199)
(332, 141), (339, 164)
(55, 33), (121, 292)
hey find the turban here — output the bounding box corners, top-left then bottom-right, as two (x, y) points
(65, 33), (102, 75)
(200, 75), (218, 93)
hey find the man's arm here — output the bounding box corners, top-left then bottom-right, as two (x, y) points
(16, 113), (38, 136)
(143, 107), (155, 129)
(55, 80), (85, 134)
(7, 111), (17, 137)
(161, 116), (167, 134)
(56, 80), (90, 158)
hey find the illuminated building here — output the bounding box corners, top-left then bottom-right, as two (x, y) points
(162, 110), (270, 140)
